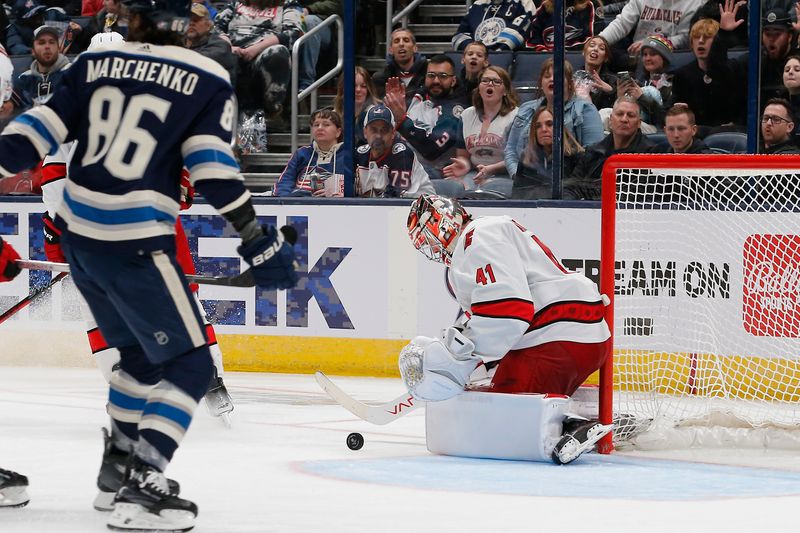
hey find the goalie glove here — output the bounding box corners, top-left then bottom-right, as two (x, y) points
(398, 327), (480, 402)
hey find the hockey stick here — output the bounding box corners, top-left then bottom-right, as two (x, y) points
(15, 259), (257, 288)
(0, 271), (69, 326)
(314, 371), (422, 425)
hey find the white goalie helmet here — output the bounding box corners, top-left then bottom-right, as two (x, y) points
(407, 194), (471, 265)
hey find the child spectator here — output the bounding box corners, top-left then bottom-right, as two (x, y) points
(452, 0), (535, 52)
(527, 0), (596, 52)
(273, 109), (353, 196)
(454, 41), (489, 99)
(512, 106), (584, 199)
(442, 66), (519, 196)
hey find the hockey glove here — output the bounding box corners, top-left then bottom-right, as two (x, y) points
(237, 225), (298, 290)
(42, 213), (66, 263)
(0, 236), (21, 282)
(399, 328), (480, 402)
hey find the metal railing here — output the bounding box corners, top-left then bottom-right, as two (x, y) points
(290, 14), (344, 153)
(385, 0), (425, 52)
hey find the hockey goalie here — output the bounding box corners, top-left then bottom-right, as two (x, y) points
(402, 194), (612, 464)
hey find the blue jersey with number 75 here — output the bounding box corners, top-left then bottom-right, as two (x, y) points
(0, 41), (249, 256)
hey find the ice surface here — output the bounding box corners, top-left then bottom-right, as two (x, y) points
(2, 367), (800, 533)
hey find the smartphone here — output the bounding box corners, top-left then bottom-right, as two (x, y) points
(617, 71), (632, 83)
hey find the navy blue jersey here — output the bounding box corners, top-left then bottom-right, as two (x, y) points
(0, 41), (248, 255)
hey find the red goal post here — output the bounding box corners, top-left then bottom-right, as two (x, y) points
(598, 154), (800, 453)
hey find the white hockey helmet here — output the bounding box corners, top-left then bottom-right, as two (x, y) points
(89, 31), (125, 51)
(407, 194), (471, 265)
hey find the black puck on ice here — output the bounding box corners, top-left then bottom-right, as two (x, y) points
(346, 432), (364, 450)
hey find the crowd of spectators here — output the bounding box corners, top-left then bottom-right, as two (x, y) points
(1, 0), (800, 199)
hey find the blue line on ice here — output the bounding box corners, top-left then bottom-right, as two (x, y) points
(299, 454), (800, 500)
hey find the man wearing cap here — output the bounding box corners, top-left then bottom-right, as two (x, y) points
(715, 2), (798, 104)
(14, 24), (71, 110)
(186, 3), (237, 84)
(355, 104), (434, 198)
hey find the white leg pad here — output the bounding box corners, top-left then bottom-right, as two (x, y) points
(425, 391), (572, 462)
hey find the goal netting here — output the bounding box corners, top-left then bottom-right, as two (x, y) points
(600, 154), (800, 450)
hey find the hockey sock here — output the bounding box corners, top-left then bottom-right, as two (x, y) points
(137, 345), (213, 471)
(107, 345), (161, 445)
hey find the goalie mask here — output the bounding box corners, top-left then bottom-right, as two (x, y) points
(407, 194), (471, 265)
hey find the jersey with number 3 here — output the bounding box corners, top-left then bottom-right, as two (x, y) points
(448, 215), (610, 362)
(0, 41), (246, 255)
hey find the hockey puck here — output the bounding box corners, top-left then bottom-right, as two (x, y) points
(346, 432), (364, 450)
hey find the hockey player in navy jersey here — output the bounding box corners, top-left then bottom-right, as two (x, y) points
(0, 0), (296, 530)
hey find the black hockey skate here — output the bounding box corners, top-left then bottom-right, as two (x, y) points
(94, 428), (180, 512)
(107, 458), (197, 532)
(204, 370), (234, 422)
(551, 415), (613, 465)
(0, 468), (30, 508)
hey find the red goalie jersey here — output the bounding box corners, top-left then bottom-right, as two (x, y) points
(448, 215), (611, 394)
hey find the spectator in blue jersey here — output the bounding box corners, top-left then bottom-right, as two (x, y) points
(372, 28), (427, 98)
(452, 0), (535, 52)
(504, 57), (603, 178)
(273, 108), (353, 196)
(296, 0), (341, 92)
(185, 3), (236, 84)
(453, 41), (489, 101)
(527, 0), (596, 52)
(442, 66), (519, 197)
(0, 0), (297, 528)
(14, 25), (71, 110)
(355, 104), (435, 197)
(383, 54), (470, 182)
(215, 0), (304, 120)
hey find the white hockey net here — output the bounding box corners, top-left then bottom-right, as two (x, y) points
(601, 155), (800, 450)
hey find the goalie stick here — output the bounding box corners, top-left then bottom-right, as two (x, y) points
(314, 371), (422, 425)
(16, 260), (257, 288)
(0, 271), (69, 325)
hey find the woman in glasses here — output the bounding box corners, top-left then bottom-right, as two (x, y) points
(504, 58), (603, 180)
(441, 66), (519, 197)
